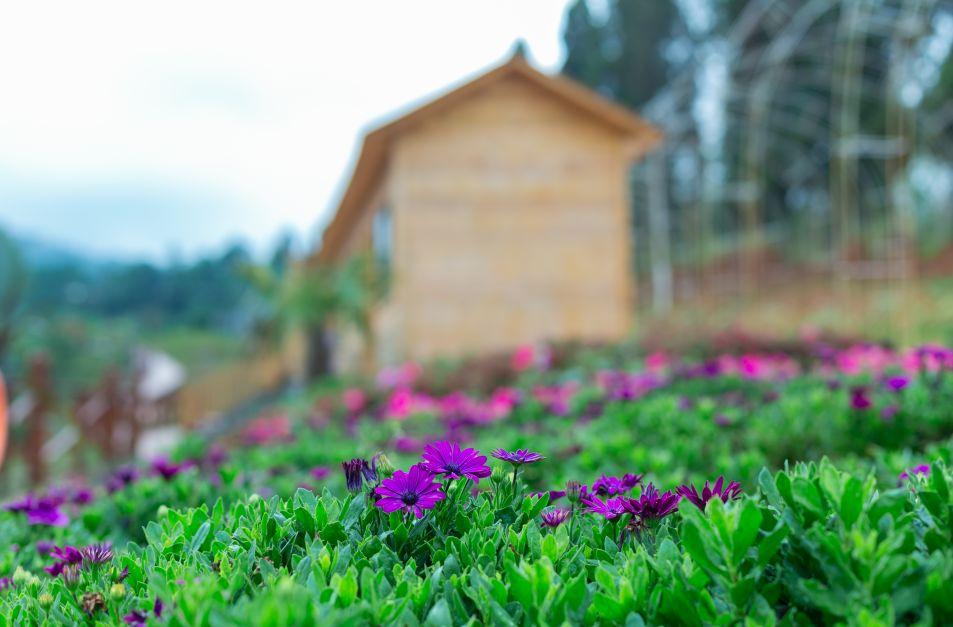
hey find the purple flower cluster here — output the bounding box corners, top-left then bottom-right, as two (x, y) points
(4, 494), (69, 527)
(44, 542), (113, 577)
(590, 473), (642, 497)
(578, 476), (743, 526)
(368, 442), (546, 519)
(123, 598), (164, 626)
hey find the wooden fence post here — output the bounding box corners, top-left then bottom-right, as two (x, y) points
(26, 354), (53, 486)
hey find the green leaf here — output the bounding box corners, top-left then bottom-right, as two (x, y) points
(732, 500), (763, 565)
(839, 477), (863, 528)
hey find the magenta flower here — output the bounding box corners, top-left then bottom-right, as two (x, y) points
(581, 495), (627, 520)
(885, 376), (909, 393)
(123, 610), (148, 626)
(309, 467), (331, 481)
(898, 464), (931, 484)
(0, 577), (13, 591)
(540, 509), (571, 528)
(591, 473), (643, 497)
(5, 495), (69, 527)
(491, 448), (544, 466)
(45, 545), (83, 576)
(421, 441), (491, 483)
(374, 464), (446, 518)
(151, 458), (192, 480)
(676, 477), (742, 511)
(26, 501), (69, 527)
(106, 466), (141, 493)
(849, 387), (872, 410)
(622, 484), (680, 521)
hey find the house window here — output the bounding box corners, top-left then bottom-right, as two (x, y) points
(372, 205), (393, 268)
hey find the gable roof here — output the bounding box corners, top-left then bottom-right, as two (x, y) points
(315, 53), (664, 263)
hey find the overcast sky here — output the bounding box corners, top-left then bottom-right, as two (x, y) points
(0, 1), (568, 261)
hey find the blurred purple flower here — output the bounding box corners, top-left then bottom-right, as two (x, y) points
(421, 441), (491, 483)
(850, 387), (872, 410)
(880, 405), (899, 421)
(106, 466), (141, 493)
(123, 610), (148, 626)
(898, 464), (931, 484)
(151, 458), (192, 480)
(309, 467), (331, 481)
(491, 448), (544, 466)
(676, 477), (742, 511)
(885, 376), (909, 392)
(0, 577), (12, 591)
(45, 545), (83, 576)
(373, 464), (446, 518)
(36, 540), (54, 555)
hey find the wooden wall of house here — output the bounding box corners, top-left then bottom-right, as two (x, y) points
(384, 74), (635, 363)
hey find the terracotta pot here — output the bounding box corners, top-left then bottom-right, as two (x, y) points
(0, 370), (7, 468)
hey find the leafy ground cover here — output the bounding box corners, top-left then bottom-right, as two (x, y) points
(2, 342), (952, 625)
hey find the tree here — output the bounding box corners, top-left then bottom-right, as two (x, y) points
(245, 254), (389, 379)
(0, 230), (26, 372)
(562, 0), (686, 110)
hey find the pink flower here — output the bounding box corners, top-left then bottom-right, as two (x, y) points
(341, 389), (366, 415)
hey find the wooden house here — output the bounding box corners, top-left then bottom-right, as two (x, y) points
(315, 51), (662, 371)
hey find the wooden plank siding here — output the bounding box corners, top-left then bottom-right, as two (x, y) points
(319, 55), (662, 371)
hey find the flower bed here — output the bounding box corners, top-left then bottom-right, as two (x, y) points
(1, 342), (952, 624)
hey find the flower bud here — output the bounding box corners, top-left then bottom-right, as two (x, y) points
(11, 567), (30, 587)
(39, 593), (54, 607)
(566, 480), (583, 503)
(157, 505), (169, 519)
(110, 583), (126, 599)
(374, 453), (395, 479)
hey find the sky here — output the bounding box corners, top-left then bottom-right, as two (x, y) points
(0, 1), (569, 262)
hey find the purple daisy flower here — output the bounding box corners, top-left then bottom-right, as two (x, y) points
(45, 545), (84, 577)
(591, 473), (643, 497)
(421, 441), (491, 483)
(81, 543), (113, 565)
(676, 477), (742, 511)
(581, 495), (627, 520)
(123, 610), (148, 626)
(490, 448), (544, 466)
(898, 464), (931, 484)
(540, 508), (571, 528)
(622, 484), (680, 521)
(374, 464), (446, 519)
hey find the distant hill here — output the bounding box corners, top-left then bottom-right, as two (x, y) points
(4, 228), (116, 271)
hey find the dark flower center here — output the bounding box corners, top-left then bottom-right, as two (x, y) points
(444, 463), (461, 475)
(401, 492), (419, 505)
